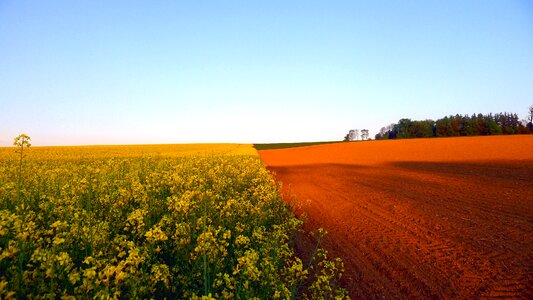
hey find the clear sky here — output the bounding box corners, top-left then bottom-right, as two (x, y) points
(1, 1), (532, 146)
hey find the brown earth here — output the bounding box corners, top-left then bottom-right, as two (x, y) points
(258, 135), (533, 299)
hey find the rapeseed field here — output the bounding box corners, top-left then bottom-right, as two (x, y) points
(0, 142), (347, 299)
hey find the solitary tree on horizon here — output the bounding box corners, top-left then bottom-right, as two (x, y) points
(344, 129), (359, 141)
(528, 105), (533, 131)
(361, 129), (369, 140)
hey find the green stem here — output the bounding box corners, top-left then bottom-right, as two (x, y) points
(203, 195), (209, 296)
(291, 232), (324, 300)
(17, 144), (24, 205)
(203, 247), (208, 295)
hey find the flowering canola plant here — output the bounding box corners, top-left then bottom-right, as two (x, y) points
(0, 143), (348, 299)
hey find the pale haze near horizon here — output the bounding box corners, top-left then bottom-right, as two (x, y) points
(1, 0), (532, 146)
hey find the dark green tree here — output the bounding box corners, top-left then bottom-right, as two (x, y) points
(483, 114), (502, 135)
(461, 116), (475, 136)
(411, 120), (434, 138)
(397, 118), (412, 138)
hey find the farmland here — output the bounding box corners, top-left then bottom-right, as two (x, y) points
(259, 135), (533, 299)
(0, 144), (347, 299)
(0, 143), (258, 159)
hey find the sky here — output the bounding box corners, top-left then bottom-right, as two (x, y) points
(1, 0), (532, 146)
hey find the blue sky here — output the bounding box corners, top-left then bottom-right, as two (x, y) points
(1, 0), (532, 145)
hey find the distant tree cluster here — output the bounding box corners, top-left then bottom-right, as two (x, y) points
(344, 129), (369, 141)
(375, 108), (533, 140)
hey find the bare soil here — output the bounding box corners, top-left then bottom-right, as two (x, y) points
(258, 135), (533, 299)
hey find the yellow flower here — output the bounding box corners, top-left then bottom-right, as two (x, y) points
(53, 237), (65, 246)
(85, 269), (96, 280)
(145, 225), (168, 243)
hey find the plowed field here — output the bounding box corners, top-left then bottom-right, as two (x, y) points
(258, 135), (533, 299)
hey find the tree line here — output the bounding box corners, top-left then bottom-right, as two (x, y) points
(374, 107), (533, 140)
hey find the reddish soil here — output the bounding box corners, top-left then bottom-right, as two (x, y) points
(259, 135), (533, 299)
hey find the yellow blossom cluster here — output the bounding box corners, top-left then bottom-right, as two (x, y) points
(0, 144), (348, 299)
